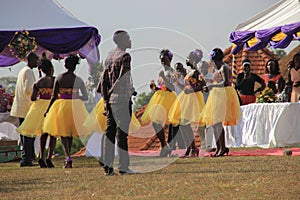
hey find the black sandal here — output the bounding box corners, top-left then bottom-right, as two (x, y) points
(38, 159), (47, 168)
(46, 159), (55, 168)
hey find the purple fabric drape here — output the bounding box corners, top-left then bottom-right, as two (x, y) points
(229, 31), (255, 54)
(0, 55), (19, 67)
(0, 31), (15, 53)
(0, 26), (100, 67)
(30, 27), (98, 53)
(229, 21), (300, 54)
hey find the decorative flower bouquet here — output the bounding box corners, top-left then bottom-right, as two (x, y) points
(256, 87), (277, 103)
(8, 30), (37, 59)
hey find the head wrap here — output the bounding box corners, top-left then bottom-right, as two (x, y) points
(159, 49), (173, 60)
(210, 48), (223, 61)
(188, 49), (203, 64)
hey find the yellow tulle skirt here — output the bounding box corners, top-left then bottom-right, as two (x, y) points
(200, 86), (241, 126)
(17, 100), (50, 137)
(43, 99), (90, 138)
(83, 98), (141, 134)
(168, 91), (205, 126)
(141, 90), (177, 125)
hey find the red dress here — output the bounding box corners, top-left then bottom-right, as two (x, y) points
(263, 74), (282, 84)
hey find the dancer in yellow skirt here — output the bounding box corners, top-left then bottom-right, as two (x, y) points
(169, 69), (206, 157)
(17, 54), (57, 168)
(200, 48), (241, 157)
(43, 54), (90, 168)
(185, 49), (210, 154)
(141, 49), (177, 157)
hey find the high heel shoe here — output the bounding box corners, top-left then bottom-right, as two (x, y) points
(218, 147), (229, 157)
(63, 158), (72, 168)
(46, 159), (55, 168)
(191, 148), (199, 157)
(211, 148), (220, 157)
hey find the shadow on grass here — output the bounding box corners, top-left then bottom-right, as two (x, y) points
(0, 178), (46, 193)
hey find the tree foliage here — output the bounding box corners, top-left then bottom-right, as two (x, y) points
(269, 47), (287, 59)
(133, 91), (154, 112)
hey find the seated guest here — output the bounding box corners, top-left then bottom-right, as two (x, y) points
(236, 59), (265, 105)
(287, 53), (300, 102)
(263, 59), (285, 94)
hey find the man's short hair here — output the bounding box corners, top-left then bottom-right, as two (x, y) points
(27, 52), (38, 61)
(113, 30), (128, 45)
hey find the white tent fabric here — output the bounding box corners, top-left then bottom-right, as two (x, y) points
(86, 132), (118, 157)
(0, 0), (100, 71)
(236, 0), (300, 31)
(0, 0), (88, 31)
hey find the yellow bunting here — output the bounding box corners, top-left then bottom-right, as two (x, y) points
(231, 44), (237, 86)
(247, 37), (259, 48)
(271, 32), (286, 42)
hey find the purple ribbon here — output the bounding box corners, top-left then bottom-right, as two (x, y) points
(39, 94), (51, 100)
(60, 94), (79, 99)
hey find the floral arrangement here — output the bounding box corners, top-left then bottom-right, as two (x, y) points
(256, 87), (277, 103)
(8, 30), (37, 59)
(0, 85), (14, 112)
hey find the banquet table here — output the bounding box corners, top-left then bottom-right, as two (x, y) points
(224, 102), (300, 148)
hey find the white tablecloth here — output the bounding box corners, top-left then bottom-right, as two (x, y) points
(0, 113), (40, 156)
(224, 103), (300, 148)
(0, 112), (18, 126)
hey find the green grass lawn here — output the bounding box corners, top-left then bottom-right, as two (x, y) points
(0, 155), (299, 200)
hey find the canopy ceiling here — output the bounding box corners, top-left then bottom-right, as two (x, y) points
(0, 0), (101, 73)
(229, 0), (300, 54)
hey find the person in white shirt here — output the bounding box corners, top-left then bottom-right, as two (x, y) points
(11, 52), (39, 167)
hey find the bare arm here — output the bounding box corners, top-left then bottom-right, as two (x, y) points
(159, 70), (175, 91)
(79, 78), (88, 101)
(205, 65), (232, 91)
(174, 75), (185, 91)
(44, 78), (59, 116)
(96, 76), (103, 95)
(254, 76), (265, 94)
(30, 83), (38, 101)
(101, 69), (110, 103)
